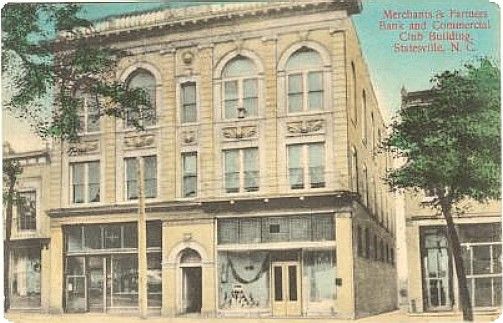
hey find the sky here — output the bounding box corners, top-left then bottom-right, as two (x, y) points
(2, 0), (501, 152)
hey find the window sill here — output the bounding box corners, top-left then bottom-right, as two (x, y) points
(121, 125), (160, 134)
(286, 110), (328, 117)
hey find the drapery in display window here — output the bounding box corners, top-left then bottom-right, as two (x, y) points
(218, 251), (270, 310)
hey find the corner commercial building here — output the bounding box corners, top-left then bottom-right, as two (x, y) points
(5, 1), (397, 319)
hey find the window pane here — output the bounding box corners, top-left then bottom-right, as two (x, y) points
(183, 153), (197, 197)
(66, 256), (85, 275)
(303, 250), (336, 306)
(218, 219), (238, 244)
(66, 226), (83, 252)
(72, 163), (85, 203)
(274, 266), (283, 301)
(239, 218), (261, 244)
(224, 150), (239, 193)
(243, 148), (259, 192)
(17, 191), (36, 231)
(123, 223), (137, 248)
(84, 225), (102, 250)
(288, 265), (298, 301)
(222, 57), (257, 78)
(312, 215), (334, 241)
(224, 99), (238, 119)
(243, 98), (258, 117)
(144, 156), (157, 198)
(308, 92), (323, 111)
(243, 79), (257, 98)
(309, 144), (325, 188)
(182, 83), (197, 123)
(112, 255), (138, 307)
(494, 277), (502, 306)
(288, 94), (303, 113)
(87, 162), (100, 203)
(288, 145), (304, 189)
(104, 225), (121, 249)
(288, 74), (302, 94)
(224, 81), (238, 100)
(290, 216), (311, 241)
(473, 245), (491, 275)
(493, 245), (501, 273)
(474, 277), (493, 307)
(126, 158), (138, 200)
(87, 114), (100, 132)
(147, 253), (162, 307)
(263, 217), (289, 243)
(286, 48), (323, 70)
(308, 72), (323, 91)
(146, 222), (162, 248)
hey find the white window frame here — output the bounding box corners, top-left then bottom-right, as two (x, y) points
(180, 81), (198, 124)
(75, 91), (101, 135)
(181, 152), (198, 198)
(15, 190), (37, 232)
(287, 142), (326, 191)
(70, 161), (101, 205)
(222, 147), (259, 194)
(221, 76), (259, 120)
(286, 69), (324, 114)
(124, 155), (158, 201)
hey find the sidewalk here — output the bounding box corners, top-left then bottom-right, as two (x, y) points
(3, 310), (502, 323)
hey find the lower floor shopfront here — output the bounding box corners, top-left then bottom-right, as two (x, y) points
(44, 197), (396, 318)
(406, 218), (502, 314)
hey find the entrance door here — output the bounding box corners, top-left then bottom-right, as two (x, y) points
(422, 230), (452, 310)
(87, 256), (107, 312)
(272, 262), (301, 316)
(182, 266), (202, 313)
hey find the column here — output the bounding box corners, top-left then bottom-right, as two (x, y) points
(40, 243), (51, 313)
(334, 214), (355, 318)
(49, 226), (64, 314)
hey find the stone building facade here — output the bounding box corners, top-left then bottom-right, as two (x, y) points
(5, 1), (397, 319)
(400, 89), (502, 315)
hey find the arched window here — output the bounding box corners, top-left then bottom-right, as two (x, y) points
(126, 69), (156, 128)
(286, 47), (324, 113)
(75, 88), (100, 133)
(222, 55), (258, 119)
(180, 248), (202, 264)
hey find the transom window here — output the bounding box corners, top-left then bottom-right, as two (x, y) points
(182, 152), (197, 198)
(126, 69), (156, 128)
(222, 56), (258, 119)
(181, 82), (197, 123)
(71, 161), (100, 204)
(287, 143), (325, 190)
(223, 148), (259, 193)
(125, 156), (157, 200)
(75, 89), (100, 133)
(17, 191), (36, 231)
(286, 47), (324, 113)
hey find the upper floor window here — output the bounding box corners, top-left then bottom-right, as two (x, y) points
(75, 89), (100, 133)
(287, 143), (325, 190)
(286, 47), (324, 113)
(182, 152), (197, 197)
(126, 69), (156, 128)
(125, 156), (157, 200)
(223, 148), (259, 193)
(351, 148), (358, 192)
(361, 90), (368, 143)
(71, 161), (100, 204)
(181, 82), (197, 123)
(351, 62), (357, 123)
(17, 191), (36, 231)
(222, 56), (258, 119)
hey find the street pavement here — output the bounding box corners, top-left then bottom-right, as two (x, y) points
(3, 310), (502, 323)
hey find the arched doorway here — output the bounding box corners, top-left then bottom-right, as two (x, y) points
(179, 248), (202, 314)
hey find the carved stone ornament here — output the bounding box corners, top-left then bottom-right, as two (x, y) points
(124, 134), (155, 148)
(287, 119), (324, 135)
(181, 130), (197, 145)
(222, 126), (257, 140)
(181, 50), (194, 65)
(69, 140), (99, 155)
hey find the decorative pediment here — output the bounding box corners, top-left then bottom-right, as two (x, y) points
(124, 134), (155, 149)
(222, 126), (257, 140)
(287, 119), (324, 135)
(69, 140), (99, 155)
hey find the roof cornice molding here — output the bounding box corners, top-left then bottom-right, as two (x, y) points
(55, 0), (360, 43)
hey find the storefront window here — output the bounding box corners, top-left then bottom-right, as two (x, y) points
(66, 226), (83, 252)
(104, 226), (121, 249)
(11, 247), (41, 309)
(303, 250), (336, 312)
(112, 255), (138, 307)
(85, 225), (102, 250)
(218, 251), (270, 310)
(147, 253), (162, 307)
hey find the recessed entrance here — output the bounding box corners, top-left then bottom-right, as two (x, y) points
(179, 248), (202, 314)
